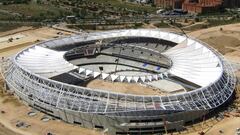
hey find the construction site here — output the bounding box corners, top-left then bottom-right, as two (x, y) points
(0, 23), (239, 135)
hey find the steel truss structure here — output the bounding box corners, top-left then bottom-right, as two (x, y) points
(1, 29), (236, 134)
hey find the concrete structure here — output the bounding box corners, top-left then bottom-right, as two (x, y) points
(1, 29), (236, 135)
(182, 0), (223, 13)
(154, 0), (233, 13)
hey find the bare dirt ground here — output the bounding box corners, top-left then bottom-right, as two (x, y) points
(86, 79), (166, 95)
(181, 85), (240, 135)
(0, 123), (20, 135)
(0, 80), (101, 135)
(172, 51), (240, 135)
(189, 23), (240, 55)
(0, 24), (240, 135)
(0, 26), (33, 37)
(0, 27), (101, 135)
(0, 26), (71, 57)
(182, 23), (240, 135)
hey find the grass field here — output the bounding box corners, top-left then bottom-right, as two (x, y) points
(0, 3), (71, 21)
(207, 18), (240, 27)
(0, 13), (14, 20)
(0, 0), (156, 22)
(88, 0), (156, 13)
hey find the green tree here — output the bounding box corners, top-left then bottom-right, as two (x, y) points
(79, 8), (87, 18)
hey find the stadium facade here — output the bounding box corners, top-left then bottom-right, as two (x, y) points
(1, 29), (236, 135)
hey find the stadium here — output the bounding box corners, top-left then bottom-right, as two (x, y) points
(1, 29), (237, 134)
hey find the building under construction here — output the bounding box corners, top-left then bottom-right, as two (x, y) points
(154, 0), (240, 13)
(182, 0), (223, 13)
(1, 29), (236, 135)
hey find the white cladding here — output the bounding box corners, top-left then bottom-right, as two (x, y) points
(15, 29), (223, 87)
